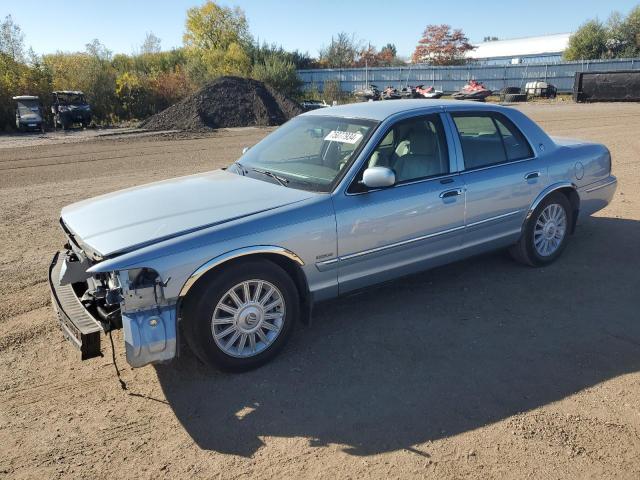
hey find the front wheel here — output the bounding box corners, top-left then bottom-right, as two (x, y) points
(182, 259), (298, 371)
(510, 192), (572, 266)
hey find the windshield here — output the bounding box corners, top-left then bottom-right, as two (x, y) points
(237, 115), (377, 192)
(57, 93), (85, 105)
(16, 101), (40, 115)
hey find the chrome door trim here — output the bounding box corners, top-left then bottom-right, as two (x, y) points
(316, 224), (466, 270)
(461, 156), (536, 173)
(466, 209), (523, 228)
(317, 208), (524, 269)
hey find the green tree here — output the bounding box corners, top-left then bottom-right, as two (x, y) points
(183, 1), (250, 51)
(564, 20), (608, 60)
(617, 5), (640, 57)
(0, 15), (25, 62)
(183, 1), (253, 84)
(252, 54), (301, 97)
(141, 32), (162, 55)
(318, 33), (362, 68)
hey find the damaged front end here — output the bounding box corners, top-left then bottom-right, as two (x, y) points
(49, 230), (177, 367)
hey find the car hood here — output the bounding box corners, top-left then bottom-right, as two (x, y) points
(61, 169), (315, 257)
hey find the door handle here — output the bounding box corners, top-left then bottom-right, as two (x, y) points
(439, 188), (463, 199)
(524, 171), (540, 180)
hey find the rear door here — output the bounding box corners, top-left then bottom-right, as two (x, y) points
(448, 111), (546, 249)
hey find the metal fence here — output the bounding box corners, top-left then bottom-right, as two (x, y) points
(298, 58), (640, 94)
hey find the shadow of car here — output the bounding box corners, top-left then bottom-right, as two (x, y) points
(155, 215), (640, 457)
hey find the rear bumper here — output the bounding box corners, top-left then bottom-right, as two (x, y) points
(49, 251), (104, 359)
(577, 175), (617, 220)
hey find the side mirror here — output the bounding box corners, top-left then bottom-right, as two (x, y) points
(362, 167), (395, 188)
(242, 146), (250, 155)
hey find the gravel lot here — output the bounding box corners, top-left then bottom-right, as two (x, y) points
(1, 103), (639, 479)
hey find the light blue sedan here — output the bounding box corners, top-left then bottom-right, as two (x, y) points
(49, 100), (617, 371)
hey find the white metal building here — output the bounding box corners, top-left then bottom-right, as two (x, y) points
(466, 33), (572, 65)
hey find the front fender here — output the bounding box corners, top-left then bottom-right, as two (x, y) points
(177, 245), (304, 299)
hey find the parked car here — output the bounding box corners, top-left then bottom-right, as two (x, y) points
(49, 100), (617, 371)
(13, 96), (45, 132)
(300, 100), (329, 112)
(51, 90), (92, 129)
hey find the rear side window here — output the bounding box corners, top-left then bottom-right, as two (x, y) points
(494, 116), (533, 161)
(452, 112), (533, 170)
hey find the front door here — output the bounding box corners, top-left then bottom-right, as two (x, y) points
(330, 113), (466, 293)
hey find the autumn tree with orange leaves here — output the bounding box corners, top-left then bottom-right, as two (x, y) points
(412, 24), (474, 65)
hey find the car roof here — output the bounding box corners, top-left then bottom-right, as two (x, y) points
(302, 99), (504, 121)
(52, 90), (84, 95)
(12, 95), (40, 101)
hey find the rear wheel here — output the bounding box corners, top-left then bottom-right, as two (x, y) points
(510, 193), (572, 266)
(182, 259), (298, 371)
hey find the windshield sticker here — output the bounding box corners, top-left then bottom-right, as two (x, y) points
(324, 130), (363, 144)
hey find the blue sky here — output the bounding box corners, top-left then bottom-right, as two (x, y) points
(3, 0), (639, 57)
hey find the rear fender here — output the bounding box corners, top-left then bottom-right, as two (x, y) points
(524, 182), (579, 233)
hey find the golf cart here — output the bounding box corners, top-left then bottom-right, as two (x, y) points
(13, 96), (45, 132)
(51, 91), (92, 130)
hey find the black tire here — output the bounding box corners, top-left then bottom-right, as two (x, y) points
(182, 259), (299, 371)
(504, 93), (528, 103)
(501, 86), (521, 95)
(510, 192), (572, 267)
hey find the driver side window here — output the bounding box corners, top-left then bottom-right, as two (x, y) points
(355, 114), (449, 190)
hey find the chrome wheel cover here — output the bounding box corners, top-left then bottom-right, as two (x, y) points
(534, 203), (567, 257)
(211, 280), (285, 358)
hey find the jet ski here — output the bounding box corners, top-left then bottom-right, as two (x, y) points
(414, 85), (444, 99)
(399, 86), (415, 99)
(354, 84), (380, 101)
(452, 80), (492, 101)
(381, 85), (401, 100)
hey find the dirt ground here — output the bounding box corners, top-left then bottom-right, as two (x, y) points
(0, 103), (639, 480)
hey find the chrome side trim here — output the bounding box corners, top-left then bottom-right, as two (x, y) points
(584, 178), (617, 193)
(525, 181), (578, 221)
(317, 224), (465, 267)
(461, 156), (535, 174)
(179, 246), (304, 298)
(318, 209), (523, 269)
(467, 209), (522, 228)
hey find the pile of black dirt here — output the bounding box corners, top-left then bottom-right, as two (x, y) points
(140, 76), (303, 131)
